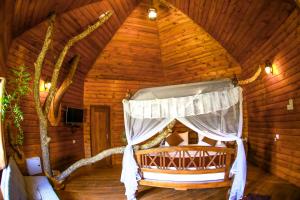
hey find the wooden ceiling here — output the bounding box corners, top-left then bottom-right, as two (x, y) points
(157, 5), (241, 83)
(87, 2), (164, 82)
(9, 0), (297, 81)
(10, 0), (139, 75)
(167, 0), (296, 64)
(13, 0), (100, 37)
(12, 0), (140, 37)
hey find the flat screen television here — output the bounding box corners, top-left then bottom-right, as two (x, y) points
(66, 107), (83, 125)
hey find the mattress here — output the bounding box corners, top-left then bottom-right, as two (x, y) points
(143, 171), (225, 182)
(142, 164), (225, 182)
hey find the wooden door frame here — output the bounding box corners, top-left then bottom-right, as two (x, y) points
(90, 105), (111, 165)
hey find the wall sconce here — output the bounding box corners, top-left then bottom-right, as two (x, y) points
(274, 134), (280, 142)
(148, 8), (157, 20)
(264, 61), (273, 75)
(40, 77), (51, 92)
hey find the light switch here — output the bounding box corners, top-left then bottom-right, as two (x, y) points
(287, 99), (294, 110)
(26, 157), (42, 175)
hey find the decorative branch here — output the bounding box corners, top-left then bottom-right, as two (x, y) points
(52, 120), (176, 188)
(238, 66), (262, 85)
(33, 14), (56, 175)
(33, 10), (113, 176)
(48, 55), (80, 126)
(33, 14), (56, 121)
(44, 11), (113, 116)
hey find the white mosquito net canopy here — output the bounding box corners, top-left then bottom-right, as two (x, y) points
(121, 79), (246, 200)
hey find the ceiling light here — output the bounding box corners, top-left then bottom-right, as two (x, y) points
(148, 8), (157, 20)
(264, 61), (273, 75)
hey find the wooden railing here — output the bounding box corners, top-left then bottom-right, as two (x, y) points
(135, 146), (235, 190)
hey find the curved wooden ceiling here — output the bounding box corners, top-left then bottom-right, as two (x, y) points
(12, 0), (142, 37)
(87, 2), (164, 82)
(9, 0), (297, 81)
(157, 6), (240, 83)
(167, 0), (296, 64)
(13, 0), (100, 37)
(10, 0), (139, 75)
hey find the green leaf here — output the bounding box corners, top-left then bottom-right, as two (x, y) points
(3, 65), (31, 146)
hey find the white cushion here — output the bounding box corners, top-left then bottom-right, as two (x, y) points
(197, 133), (211, 146)
(177, 132), (189, 146)
(1, 157), (27, 200)
(24, 176), (59, 200)
(197, 140), (211, 146)
(24, 176), (42, 200)
(197, 133), (226, 147)
(215, 141), (226, 147)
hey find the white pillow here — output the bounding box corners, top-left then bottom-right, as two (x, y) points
(25, 176), (60, 200)
(177, 132), (188, 146)
(215, 141), (226, 147)
(198, 140), (211, 146)
(197, 133), (225, 147)
(164, 141), (170, 147)
(36, 177), (60, 200)
(24, 176), (42, 200)
(197, 133), (210, 146)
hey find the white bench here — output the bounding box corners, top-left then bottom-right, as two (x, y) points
(1, 157), (59, 200)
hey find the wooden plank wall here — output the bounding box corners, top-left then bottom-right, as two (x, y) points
(157, 6), (241, 83)
(84, 2), (165, 164)
(4, 0), (138, 171)
(167, 0), (297, 186)
(84, 2), (244, 165)
(84, 79), (163, 165)
(90, 2), (164, 82)
(167, 0), (295, 64)
(0, 0), (14, 76)
(7, 39), (85, 171)
(4, 0), (296, 182)
(241, 9), (300, 186)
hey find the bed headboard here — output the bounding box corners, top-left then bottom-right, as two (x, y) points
(135, 146), (235, 190)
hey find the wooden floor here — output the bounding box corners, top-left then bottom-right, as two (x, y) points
(57, 164), (300, 200)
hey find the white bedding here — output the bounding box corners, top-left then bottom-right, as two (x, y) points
(143, 171), (225, 182)
(142, 165), (225, 182)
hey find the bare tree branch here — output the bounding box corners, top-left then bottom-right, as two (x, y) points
(51, 120), (176, 188)
(33, 14), (55, 120)
(33, 13), (56, 175)
(238, 66), (262, 85)
(33, 10), (113, 176)
(48, 55), (80, 126)
(44, 11), (113, 115)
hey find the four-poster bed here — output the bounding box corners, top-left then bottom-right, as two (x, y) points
(121, 79), (246, 200)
